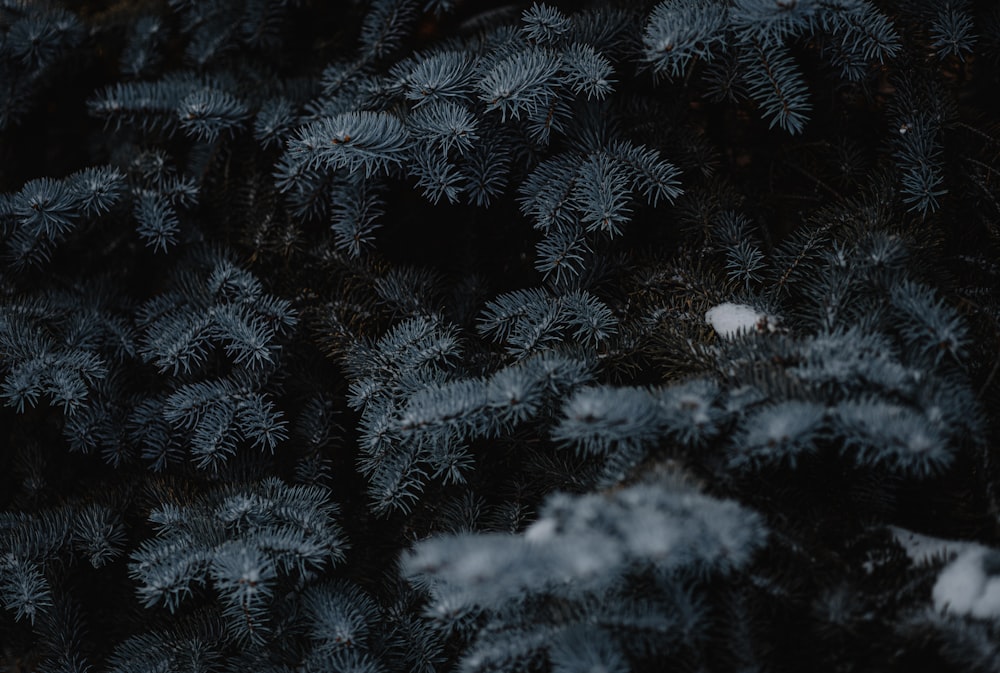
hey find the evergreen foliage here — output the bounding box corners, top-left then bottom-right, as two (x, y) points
(3, 1), (1000, 672)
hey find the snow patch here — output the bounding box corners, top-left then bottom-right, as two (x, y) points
(705, 302), (775, 338)
(932, 546), (1000, 619)
(525, 517), (557, 543)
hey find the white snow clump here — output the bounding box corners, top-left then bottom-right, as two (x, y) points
(932, 545), (1000, 619)
(705, 302), (775, 338)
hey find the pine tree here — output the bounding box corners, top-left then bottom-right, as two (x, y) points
(3, 1), (1000, 672)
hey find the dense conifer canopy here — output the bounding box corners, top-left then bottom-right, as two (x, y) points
(2, 1), (1000, 671)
